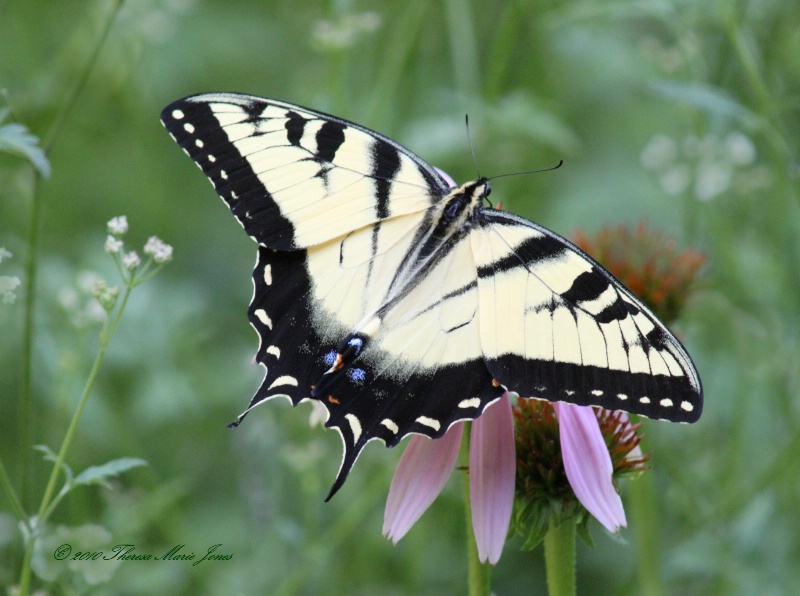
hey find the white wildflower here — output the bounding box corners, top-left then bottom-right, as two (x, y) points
(643, 129), (760, 201)
(695, 161), (733, 201)
(91, 279), (120, 311)
(0, 276), (21, 304)
(311, 11), (382, 51)
(58, 283), (106, 327)
(153, 244), (173, 263)
(724, 131), (756, 166)
(107, 215), (129, 236)
(0, 249), (21, 304)
(144, 236), (173, 263)
(104, 235), (123, 254)
(122, 251), (141, 271)
(641, 135), (679, 170)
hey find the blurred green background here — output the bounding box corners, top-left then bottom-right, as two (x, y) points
(1, 0), (799, 593)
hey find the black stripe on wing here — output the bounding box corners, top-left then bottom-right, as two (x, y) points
(161, 98), (299, 250)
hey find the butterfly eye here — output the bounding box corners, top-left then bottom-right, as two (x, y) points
(484, 183), (492, 198)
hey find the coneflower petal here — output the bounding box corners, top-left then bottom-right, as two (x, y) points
(383, 422), (463, 543)
(555, 402), (627, 532)
(470, 394), (516, 565)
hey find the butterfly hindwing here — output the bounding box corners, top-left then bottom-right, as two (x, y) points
(239, 216), (504, 498)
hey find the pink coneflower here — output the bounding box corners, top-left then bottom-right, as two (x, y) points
(513, 399), (647, 545)
(383, 392), (645, 563)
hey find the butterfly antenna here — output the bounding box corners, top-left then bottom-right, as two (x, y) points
(465, 114), (482, 179)
(488, 160), (564, 182)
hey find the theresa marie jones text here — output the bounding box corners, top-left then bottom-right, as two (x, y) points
(53, 543), (232, 566)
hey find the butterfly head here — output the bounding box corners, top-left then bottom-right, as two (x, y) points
(480, 179), (492, 200)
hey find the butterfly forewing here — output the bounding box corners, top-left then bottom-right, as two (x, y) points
(161, 93), (449, 250)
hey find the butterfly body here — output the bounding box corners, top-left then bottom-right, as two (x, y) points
(161, 93), (702, 498)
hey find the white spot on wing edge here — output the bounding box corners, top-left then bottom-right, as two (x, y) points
(268, 375), (298, 390)
(590, 389), (603, 396)
(266, 345), (280, 359)
(195, 139), (204, 148)
(346, 414), (362, 443)
(458, 397), (481, 409)
(183, 123), (195, 133)
(640, 396), (651, 404)
(659, 398), (673, 407)
(172, 109), (185, 119)
(381, 419), (399, 434)
(254, 309), (272, 329)
(680, 401), (694, 412)
(264, 264), (272, 285)
(416, 416), (441, 431)
(617, 393), (628, 400)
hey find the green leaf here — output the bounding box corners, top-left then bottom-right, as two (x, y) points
(575, 512), (594, 548)
(34, 444), (73, 484)
(73, 457), (148, 489)
(33, 444), (58, 461)
(0, 113), (51, 178)
(520, 515), (550, 550)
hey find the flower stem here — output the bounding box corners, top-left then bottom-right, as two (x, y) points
(18, 169), (39, 507)
(544, 516), (576, 596)
(461, 421), (491, 596)
(17, 284), (133, 596)
(628, 472), (665, 596)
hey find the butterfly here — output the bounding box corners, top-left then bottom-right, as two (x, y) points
(161, 93), (703, 499)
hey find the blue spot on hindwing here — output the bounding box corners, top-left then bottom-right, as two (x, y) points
(323, 350), (337, 366)
(348, 368), (366, 384)
(347, 337), (363, 355)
